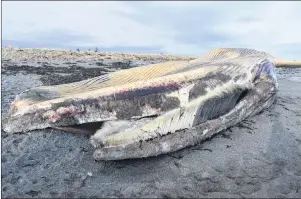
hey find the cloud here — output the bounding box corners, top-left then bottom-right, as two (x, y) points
(2, 1), (301, 59)
(2, 30), (96, 49)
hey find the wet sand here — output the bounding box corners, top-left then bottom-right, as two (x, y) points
(1, 48), (301, 198)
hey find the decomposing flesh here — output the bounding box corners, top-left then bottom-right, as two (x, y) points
(3, 48), (279, 160)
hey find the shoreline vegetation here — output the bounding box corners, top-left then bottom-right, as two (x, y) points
(2, 46), (197, 62)
(3, 46), (300, 70)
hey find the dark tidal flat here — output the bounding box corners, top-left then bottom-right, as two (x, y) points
(1, 49), (301, 198)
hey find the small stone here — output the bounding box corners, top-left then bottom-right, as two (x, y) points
(201, 171), (211, 179)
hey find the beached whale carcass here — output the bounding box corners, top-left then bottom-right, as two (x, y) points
(3, 48), (280, 160)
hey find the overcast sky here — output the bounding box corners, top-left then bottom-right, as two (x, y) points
(2, 1), (301, 59)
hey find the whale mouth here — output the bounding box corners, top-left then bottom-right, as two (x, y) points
(3, 48), (278, 160)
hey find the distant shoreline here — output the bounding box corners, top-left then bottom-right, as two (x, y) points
(2, 47), (197, 62)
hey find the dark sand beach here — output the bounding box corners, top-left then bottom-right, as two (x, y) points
(1, 48), (301, 198)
